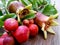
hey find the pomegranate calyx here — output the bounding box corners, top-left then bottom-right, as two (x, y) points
(41, 23), (45, 31)
(25, 4), (32, 10)
(50, 20), (59, 26)
(44, 15), (58, 30)
(45, 13), (58, 27)
(43, 31), (47, 40)
(29, 10), (37, 14)
(41, 23), (55, 39)
(41, 23), (47, 39)
(49, 13), (58, 20)
(47, 27), (55, 34)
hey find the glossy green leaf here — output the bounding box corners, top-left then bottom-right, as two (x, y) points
(45, 0), (51, 4)
(28, 0), (33, 4)
(21, 0), (30, 6)
(21, 0), (28, 6)
(1, 0), (6, 5)
(0, 20), (4, 27)
(22, 13), (36, 20)
(0, 13), (16, 21)
(1, 0), (6, 7)
(0, 9), (3, 16)
(42, 5), (57, 16)
(7, 0), (15, 7)
(0, 1), (4, 8)
(37, 0), (42, 6)
(32, 0), (38, 11)
(1, 0), (9, 14)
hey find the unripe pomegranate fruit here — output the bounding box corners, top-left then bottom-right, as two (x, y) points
(12, 25), (30, 43)
(4, 18), (18, 31)
(23, 19), (29, 26)
(29, 19), (34, 24)
(29, 24), (38, 37)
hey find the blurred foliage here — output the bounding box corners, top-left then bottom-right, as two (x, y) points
(20, 0), (57, 16)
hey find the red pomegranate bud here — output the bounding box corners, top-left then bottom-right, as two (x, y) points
(8, 1), (24, 13)
(35, 12), (49, 27)
(35, 12), (58, 39)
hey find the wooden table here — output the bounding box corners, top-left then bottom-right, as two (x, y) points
(0, 0), (60, 45)
(21, 0), (60, 45)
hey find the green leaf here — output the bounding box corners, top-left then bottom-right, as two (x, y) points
(45, 0), (51, 4)
(0, 20), (4, 27)
(42, 0), (47, 5)
(1, 0), (9, 14)
(7, 0), (15, 7)
(1, 0), (6, 5)
(21, 0), (30, 6)
(0, 9), (3, 16)
(22, 13), (36, 20)
(0, 13), (16, 28)
(21, 0), (28, 6)
(32, 0), (38, 11)
(0, 13), (16, 21)
(1, 0), (6, 7)
(5, 8), (9, 14)
(37, 0), (42, 6)
(42, 5), (57, 16)
(0, 1), (4, 8)
(28, 0), (33, 4)
(37, 0), (47, 5)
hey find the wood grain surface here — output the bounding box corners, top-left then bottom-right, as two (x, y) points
(0, 0), (60, 45)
